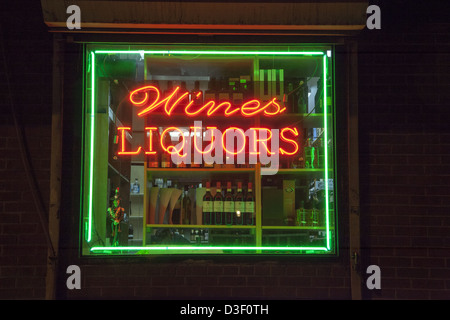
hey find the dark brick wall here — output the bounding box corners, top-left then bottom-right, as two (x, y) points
(358, 2), (450, 299)
(0, 2), (53, 299)
(0, 1), (448, 300)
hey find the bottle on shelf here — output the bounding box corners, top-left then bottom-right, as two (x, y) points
(224, 182), (235, 225)
(182, 185), (192, 224)
(230, 78), (244, 105)
(164, 80), (174, 98)
(203, 128), (214, 168)
(191, 80), (203, 106)
(189, 127), (201, 168)
(204, 77), (217, 103)
(176, 132), (187, 168)
(131, 178), (140, 194)
(178, 81), (189, 110)
(160, 129), (173, 168)
(147, 128), (160, 168)
(244, 182), (255, 225)
(218, 78), (231, 102)
(213, 181), (224, 225)
(234, 181), (245, 225)
(296, 201), (306, 226)
(202, 181), (213, 225)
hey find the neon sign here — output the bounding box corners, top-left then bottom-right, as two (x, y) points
(119, 85), (301, 167)
(129, 86), (286, 118)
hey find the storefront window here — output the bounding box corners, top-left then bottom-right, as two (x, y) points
(82, 44), (336, 256)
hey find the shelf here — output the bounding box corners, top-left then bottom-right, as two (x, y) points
(261, 226), (328, 230)
(146, 224), (256, 229)
(146, 167), (256, 180)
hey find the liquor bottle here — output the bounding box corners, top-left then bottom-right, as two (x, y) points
(296, 201), (306, 226)
(311, 194), (319, 227)
(244, 182), (255, 225)
(234, 181), (245, 225)
(147, 128), (160, 168)
(189, 127), (201, 168)
(204, 77), (217, 103)
(160, 129), (172, 168)
(176, 133), (186, 168)
(224, 182), (235, 225)
(182, 185), (192, 224)
(240, 75), (252, 101)
(213, 181), (224, 225)
(230, 78), (244, 105)
(218, 78), (231, 103)
(203, 128), (214, 168)
(191, 80), (203, 106)
(177, 81), (189, 112)
(131, 178), (140, 194)
(164, 80), (174, 98)
(202, 182), (213, 225)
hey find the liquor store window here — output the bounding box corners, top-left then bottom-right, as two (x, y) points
(82, 44), (336, 256)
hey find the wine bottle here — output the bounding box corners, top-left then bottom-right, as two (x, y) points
(202, 181), (213, 225)
(234, 181), (244, 225)
(224, 182), (234, 225)
(244, 182), (255, 225)
(161, 129), (172, 168)
(182, 185), (192, 224)
(176, 133), (186, 168)
(213, 181), (224, 225)
(147, 128), (160, 168)
(191, 80), (203, 106)
(204, 77), (217, 103)
(218, 78), (230, 102)
(230, 78), (244, 106)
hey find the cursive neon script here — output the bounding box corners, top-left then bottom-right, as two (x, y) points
(129, 85), (286, 118)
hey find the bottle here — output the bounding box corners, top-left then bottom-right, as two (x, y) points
(203, 128), (214, 168)
(234, 181), (245, 225)
(296, 201), (306, 226)
(164, 80), (174, 98)
(202, 182), (213, 225)
(160, 129), (173, 168)
(191, 80), (203, 106)
(131, 178), (140, 194)
(189, 127), (201, 168)
(218, 78), (230, 103)
(224, 182), (234, 225)
(230, 78), (243, 105)
(147, 128), (160, 168)
(244, 182), (255, 225)
(204, 77), (217, 103)
(213, 181), (224, 225)
(311, 194), (319, 227)
(176, 81), (189, 113)
(176, 133), (186, 168)
(182, 185), (192, 224)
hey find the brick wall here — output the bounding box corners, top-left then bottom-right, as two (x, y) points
(1, 1), (449, 300)
(0, 2), (53, 299)
(358, 1), (450, 299)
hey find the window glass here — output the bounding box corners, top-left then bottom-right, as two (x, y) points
(82, 45), (336, 256)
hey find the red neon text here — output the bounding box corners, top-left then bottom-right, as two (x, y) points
(129, 86), (286, 118)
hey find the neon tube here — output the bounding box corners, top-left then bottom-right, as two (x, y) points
(87, 51), (95, 243)
(323, 54), (330, 250)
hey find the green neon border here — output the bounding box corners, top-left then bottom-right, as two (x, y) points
(85, 47), (333, 255)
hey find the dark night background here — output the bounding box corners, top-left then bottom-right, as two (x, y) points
(0, 0), (449, 300)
